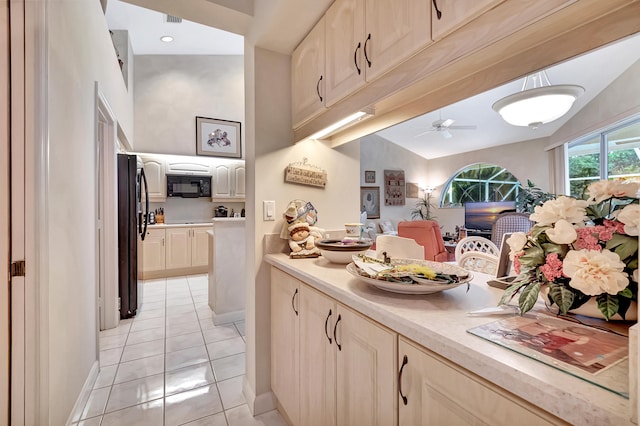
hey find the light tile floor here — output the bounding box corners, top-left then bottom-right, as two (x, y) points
(72, 274), (286, 426)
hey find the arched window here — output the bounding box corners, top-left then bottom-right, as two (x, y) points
(440, 163), (520, 207)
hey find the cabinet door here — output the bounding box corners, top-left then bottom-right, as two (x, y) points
(336, 305), (397, 426)
(270, 268), (300, 425)
(292, 17), (326, 128)
(324, 0), (366, 106)
(140, 155), (166, 202)
(165, 228), (191, 270)
(166, 158), (212, 175)
(299, 285), (336, 426)
(141, 228), (165, 273)
(191, 227), (211, 267)
(431, 0), (504, 40)
(398, 337), (560, 425)
(213, 164), (231, 197)
(364, 0), (431, 81)
(232, 163), (245, 198)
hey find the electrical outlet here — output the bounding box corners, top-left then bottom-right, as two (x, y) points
(263, 200), (276, 221)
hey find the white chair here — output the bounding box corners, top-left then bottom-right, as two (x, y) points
(458, 251), (499, 275)
(454, 236), (499, 262)
(375, 235), (425, 261)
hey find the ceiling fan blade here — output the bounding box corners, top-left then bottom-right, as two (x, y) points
(441, 129), (453, 139)
(448, 125), (477, 130)
(413, 129), (436, 138)
(441, 118), (455, 127)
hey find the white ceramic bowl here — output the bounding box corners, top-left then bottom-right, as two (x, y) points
(320, 248), (369, 264)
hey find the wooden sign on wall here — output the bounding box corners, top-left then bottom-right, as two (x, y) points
(384, 169), (405, 206)
(284, 158), (327, 188)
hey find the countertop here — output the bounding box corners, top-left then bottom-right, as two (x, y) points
(264, 253), (633, 426)
(147, 222), (213, 228)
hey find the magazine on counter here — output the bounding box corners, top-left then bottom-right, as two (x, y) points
(468, 313), (628, 375)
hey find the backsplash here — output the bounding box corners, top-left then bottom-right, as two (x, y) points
(149, 198), (245, 224)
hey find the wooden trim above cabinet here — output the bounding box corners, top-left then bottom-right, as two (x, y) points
(293, 0), (640, 146)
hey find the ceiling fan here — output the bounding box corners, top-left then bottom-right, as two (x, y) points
(414, 116), (477, 139)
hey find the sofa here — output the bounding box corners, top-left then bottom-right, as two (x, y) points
(397, 220), (448, 262)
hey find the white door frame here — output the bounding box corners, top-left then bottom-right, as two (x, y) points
(95, 84), (120, 331)
(10, 0), (49, 424)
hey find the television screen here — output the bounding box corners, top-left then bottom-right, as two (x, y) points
(464, 201), (516, 231)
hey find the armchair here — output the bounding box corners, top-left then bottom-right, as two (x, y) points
(397, 220), (448, 262)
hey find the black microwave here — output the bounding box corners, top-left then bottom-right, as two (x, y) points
(167, 175), (212, 198)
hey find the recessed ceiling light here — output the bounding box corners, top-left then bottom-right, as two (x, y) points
(160, 35), (174, 43)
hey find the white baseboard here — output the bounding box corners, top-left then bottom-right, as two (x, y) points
(66, 360), (100, 425)
(212, 309), (245, 325)
(242, 375), (276, 416)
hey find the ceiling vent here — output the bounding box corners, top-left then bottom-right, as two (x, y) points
(164, 14), (183, 23)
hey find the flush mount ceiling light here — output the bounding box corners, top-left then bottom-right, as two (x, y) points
(160, 35), (174, 43)
(492, 70), (584, 129)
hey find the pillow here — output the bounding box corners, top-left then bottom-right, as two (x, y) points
(379, 220), (395, 234)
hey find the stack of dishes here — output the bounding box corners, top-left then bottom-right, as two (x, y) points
(316, 239), (372, 264)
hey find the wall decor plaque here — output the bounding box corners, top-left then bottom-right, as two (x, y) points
(384, 170), (405, 206)
(284, 158), (327, 188)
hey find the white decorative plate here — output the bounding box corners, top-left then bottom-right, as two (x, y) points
(346, 261), (473, 295)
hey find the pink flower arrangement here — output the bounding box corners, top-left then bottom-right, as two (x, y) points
(501, 180), (639, 320)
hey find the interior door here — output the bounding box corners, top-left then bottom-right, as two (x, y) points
(1, 0), (11, 422)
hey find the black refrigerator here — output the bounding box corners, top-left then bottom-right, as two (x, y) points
(117, 154), (149, 319)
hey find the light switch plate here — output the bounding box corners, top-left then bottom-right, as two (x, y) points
(263, 200), (276, 221)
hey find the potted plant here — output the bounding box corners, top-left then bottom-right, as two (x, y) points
(516, 180), (556, 213)
(411, 189), (437, 220)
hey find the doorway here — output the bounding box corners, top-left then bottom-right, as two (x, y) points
(1, 0), (11, 422)
(95, 86), (120, 332)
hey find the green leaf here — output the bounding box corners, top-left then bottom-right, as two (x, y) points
(540, 242), (568, 257)
(605, 234), (638, 260)
(618, 287), (633, 299)
(547, 284), (575, 314)
(518, 281), (541, 315)
(499, 278), (529, 305)
(627, 258), (638, 269)
(519, 246), (545, 268)
(596, 294), (619, 321)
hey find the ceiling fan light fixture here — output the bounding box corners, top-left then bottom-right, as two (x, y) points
(492, 70), (584, 128)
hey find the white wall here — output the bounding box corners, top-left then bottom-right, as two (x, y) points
(359, 134), (430, 229)
(134, 55), (244, 155)
(46, 1), (133, 423)
(245, 45), (360, 413)
(548, 59), (640, 150)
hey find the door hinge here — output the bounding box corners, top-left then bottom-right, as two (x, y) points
(118, 297), (121, 310)
(10, 260), (26, 277)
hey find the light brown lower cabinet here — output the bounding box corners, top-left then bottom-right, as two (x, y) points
(398, 337), (567, 425)
(271, 267), (397, 426)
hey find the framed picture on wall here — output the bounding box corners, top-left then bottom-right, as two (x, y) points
(384, 169), (405, 206)
(196, 116), (242, 158)
(361, 186), (380, 219)
(364, 170), (376, 183)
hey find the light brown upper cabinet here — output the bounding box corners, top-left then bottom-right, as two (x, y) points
(324, 0), (431, 107)
(431, 0), (505, 40)
(292, 17), (326, 128)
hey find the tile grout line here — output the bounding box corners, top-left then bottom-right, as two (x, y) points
(190, 274), (230, 426)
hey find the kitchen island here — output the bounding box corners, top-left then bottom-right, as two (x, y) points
(208, 217), (245, 324)
(265, 253), (636, 426)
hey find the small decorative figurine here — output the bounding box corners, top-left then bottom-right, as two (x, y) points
(281, 199), (324, 258)
(287, 222), (320, 258)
